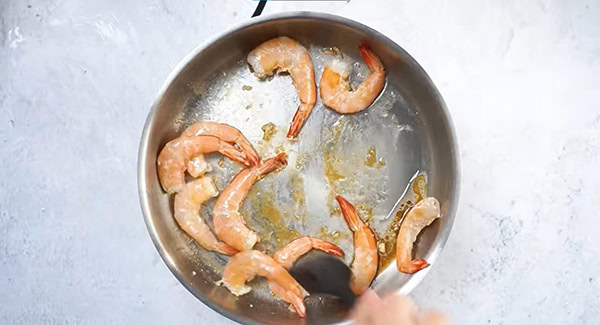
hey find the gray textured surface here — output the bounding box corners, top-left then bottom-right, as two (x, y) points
(1, 0), (599, 324)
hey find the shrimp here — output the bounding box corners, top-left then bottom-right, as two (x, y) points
(268, 236), (344, 311)
(273, 236), (344, 269)
(247, 36), (317, 138)
(182, 122), (260, 177)
(213, 153), (287, 251)
(174, 177), (238, 255)
(157, 135), (249, 194)
(319, 44), (385, 114)
(219, 250), (308, 317)
(336, 196), (378, 295)
(396, 197), (441, 274)
(185, 154), (212, 179)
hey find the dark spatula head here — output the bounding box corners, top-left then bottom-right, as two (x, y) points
(289, 252), (357, 307)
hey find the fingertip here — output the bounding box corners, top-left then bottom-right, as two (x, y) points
(351, 289), (381, 324)
(358, 289), (381, 305)
(418, 312), (452, 325)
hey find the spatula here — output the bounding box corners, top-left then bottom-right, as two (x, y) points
(289, 252), (357, 307)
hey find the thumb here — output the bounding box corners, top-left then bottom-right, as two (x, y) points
(351, 290), (381, 324)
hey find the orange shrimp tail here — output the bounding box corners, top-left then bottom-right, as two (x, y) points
(336, 195), (363, 232)
(240, 142), (260, 166)
(287, 104), (312, 138)
(288, 293), (307, 317)
(310, 238), (345, 257)
(219, 144), (250, 166)
(215, 242), (239, 256)
(257, 153), (288, 175)
(359, 43), (384, 73)
(398, 259), (429, 274)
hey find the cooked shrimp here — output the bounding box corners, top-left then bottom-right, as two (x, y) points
(219, 250), (308, 317)
(320, 44), (385, 114)
(273, 236), (344, 269)
(213, 153), (287, 251)
(157, 135), (249, 194)
(336, 196), (378, 295)
(185, 154), (212, 179)
(247, 36), (317, 138)
(174, 177), (238, 255)
(396, 197), (441, 274)
(268, 236), (344, 310)
(182, 122), (260, 177)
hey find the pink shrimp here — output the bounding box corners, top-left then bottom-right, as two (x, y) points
(182, 122), (260, 177)
(320, 44), (385, 114)
(268, 236), (344, 311)
(273, 236), (344, 269)
(247, 36), (317, 138)
(157, 135), (249, 194)
(212, 153), (287, 251)
(174, 177), (238, 255)
(396, 197), (441, 274)
(219, 250), (308, 317)
(336, 196), (378, 295)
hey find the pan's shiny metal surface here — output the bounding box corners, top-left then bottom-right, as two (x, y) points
(138, 12), (460, 325)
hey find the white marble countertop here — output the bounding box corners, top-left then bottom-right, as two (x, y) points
(1, 0), (599, 324)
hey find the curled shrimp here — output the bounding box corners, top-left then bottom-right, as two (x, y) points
(319, 44), (385, 114)
(247, 36), (317, 138)
(396, 197), (441, 274)
(336, 196), (378, 295)
(213, 153), (287, 251)
(273, 236), (344, 269)
(157, 135), (249, 194)
(268, 236), (344, 311)
(219, 250), (308, 317)
(174, 177), (238, 255)
(182, 122), (260, 177)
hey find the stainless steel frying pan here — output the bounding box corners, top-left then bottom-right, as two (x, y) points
(138, 11), (460, 325)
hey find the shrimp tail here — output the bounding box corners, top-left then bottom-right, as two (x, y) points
(257, 153), (288, 175)
(287, 103), (312, 138)
(219, 142), (250, 166)
(289, 293), (307, 317)
(336, 195), (363, 232)
(359, 43), (384, 73)
(398, 259), (429, 274)
(310, 238), (345, 257)
(215, 242), (240, 256)
(237, 140), (260, 166)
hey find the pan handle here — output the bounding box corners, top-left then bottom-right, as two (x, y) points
(252, 0), (267, 17)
